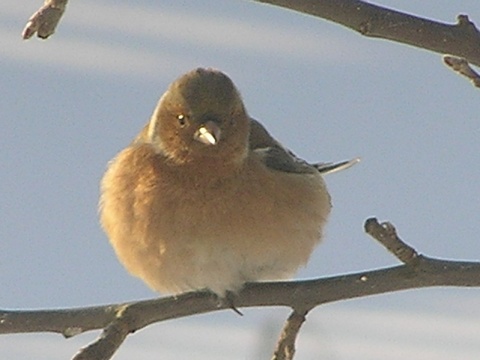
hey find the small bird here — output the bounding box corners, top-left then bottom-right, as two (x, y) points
(99, 68), (357, 298)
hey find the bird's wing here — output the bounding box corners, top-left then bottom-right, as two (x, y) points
(249, 118), (359, 175)
(249, 118), (316, 174)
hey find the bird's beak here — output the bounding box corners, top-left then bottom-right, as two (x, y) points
(194, 121), (221, 146)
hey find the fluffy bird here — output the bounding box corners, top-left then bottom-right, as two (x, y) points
(100, 68), (357, 297)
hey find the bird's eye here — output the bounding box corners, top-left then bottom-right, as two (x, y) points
(177, 114), (187, 127)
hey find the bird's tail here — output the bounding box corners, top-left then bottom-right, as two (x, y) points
(313, 157), (361, 175)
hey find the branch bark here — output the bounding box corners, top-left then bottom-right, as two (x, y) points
(22, 0), (68, 39)
(271, 310), (308, 360)
(255, 0), (480, 67)
(444, 55), (480, 87)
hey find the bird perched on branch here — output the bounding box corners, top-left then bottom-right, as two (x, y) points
(99, 68), (357, 299)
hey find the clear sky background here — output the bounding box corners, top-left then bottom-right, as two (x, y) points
(1, 1), (480, 359)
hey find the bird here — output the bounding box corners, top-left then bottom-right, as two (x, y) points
(99, 68), (358, 299)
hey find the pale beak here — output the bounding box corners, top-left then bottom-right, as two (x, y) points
(194, 121), (221, 146)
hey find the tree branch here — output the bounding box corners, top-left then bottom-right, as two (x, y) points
(22, 0), (68, 40)
(1, 218), (480, 359)
(255, 0), (480, 67)
(22, 1), (480, 86)
(364, 217), (419, 264)
(443, 55), (480, 87)
(271, 310), (308, 360)
(2, 258), (479, 336)
(22, 1), (480, 67)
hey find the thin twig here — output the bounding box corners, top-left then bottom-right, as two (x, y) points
(22, 0), (68, 40)
(271, 310), (308, 360)
(364, 217), (419, 264)
(443, 55), (480, 87)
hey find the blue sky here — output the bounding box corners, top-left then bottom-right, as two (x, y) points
(1, 1), (480, 359)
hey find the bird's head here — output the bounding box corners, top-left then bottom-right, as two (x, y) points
(147, 68), (250, 166)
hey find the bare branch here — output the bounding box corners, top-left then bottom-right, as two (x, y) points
(443, 55), (480, 87)
(21, 0), (480, 75)
(364, 217), (419, 264)
(1, 252), (479, 335)
(271, 310), (308, 360)
(22, 0), (68, 40)
(255, 0), (480, 67)
(2, 218), (480, 359)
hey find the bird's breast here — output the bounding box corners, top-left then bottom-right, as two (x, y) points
(100, 144), (331, 295)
